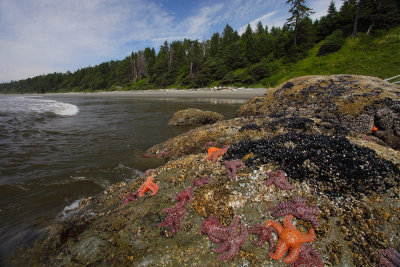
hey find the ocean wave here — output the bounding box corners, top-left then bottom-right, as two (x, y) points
(0, 96), (79, 116)
(59, 198), (82, 219)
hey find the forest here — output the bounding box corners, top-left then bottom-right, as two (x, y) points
(1, 0), (399, 94)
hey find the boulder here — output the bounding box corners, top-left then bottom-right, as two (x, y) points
(237, 75), (400, 149)
(168, 108), (224, 126)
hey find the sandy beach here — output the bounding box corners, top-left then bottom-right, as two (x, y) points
(45, 87), (267, 99)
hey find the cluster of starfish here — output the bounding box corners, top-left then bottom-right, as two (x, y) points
(158, 186), (193, 234)
(265, 170), (295, 190)
(126, 146), (324, 264)
(199, 215), (248, 261)
(122, 176), (159, 204)
(271, 196), (319, 229)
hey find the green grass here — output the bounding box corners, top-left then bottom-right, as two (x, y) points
(262, 26), (400, 87)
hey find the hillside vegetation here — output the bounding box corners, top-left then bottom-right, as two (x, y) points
(263, 27), (400, 86)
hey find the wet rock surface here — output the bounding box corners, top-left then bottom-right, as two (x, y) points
(223, 133), (399, 198)
(8, 75), (400, 267)
(237, 75), (400, 149)
(168, 108), (224, 126)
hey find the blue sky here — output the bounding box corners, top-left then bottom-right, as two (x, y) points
(0, 0), (342, 82)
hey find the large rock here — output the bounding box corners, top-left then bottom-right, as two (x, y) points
(237, 75), (400, 149)
(168, 108), (224, 126)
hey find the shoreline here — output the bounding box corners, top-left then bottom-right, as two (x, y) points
(43, 88), (267, 99)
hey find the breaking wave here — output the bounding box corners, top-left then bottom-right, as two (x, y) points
(0, 96), (79, 116)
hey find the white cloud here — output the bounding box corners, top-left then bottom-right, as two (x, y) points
(238, 11), (279, 34)
(0, 0), (176, 81)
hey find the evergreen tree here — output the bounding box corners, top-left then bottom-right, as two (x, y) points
(318, 1), (338, 38)
(209, 32), (220, 57)
(240, 24), (258, 63)
(362, 0), (400, 33)
(285, 0), (314, 46)
(256, 21), (264, 35)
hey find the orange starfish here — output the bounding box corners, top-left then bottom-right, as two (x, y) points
(137, 176), (159, 197)
(264, 214), (315, 264)
(207, 146), (229, 162)
(208, 147), (220, 157)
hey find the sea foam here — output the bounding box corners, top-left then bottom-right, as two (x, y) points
(0, 96), (79, 116)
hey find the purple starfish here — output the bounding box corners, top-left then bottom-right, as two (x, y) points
(199, 215), (248, 261)
(193, 175), (211, 187)
(158, 201), (187, 234)
(223, 159), (245, 181)
(271, 196), (319, 228)
(122, 191), (139, 204)
(290, 244), (324, 267)
(377, 248), (400, 267)
(265, 170), (295, 190)
(175, 186), (193, 205)
(199, 215), (239, 243)
(157, 149), (172, 158)
(248, 224), (277, 252)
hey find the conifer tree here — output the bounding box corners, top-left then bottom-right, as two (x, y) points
(285, 0), (314, 46)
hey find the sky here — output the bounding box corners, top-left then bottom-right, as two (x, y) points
(0, 0), (343, 82)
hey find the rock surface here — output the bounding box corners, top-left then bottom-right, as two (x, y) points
(168, 108), (224, 126)
(9, 75), (400, 267)
(237, 75), (400, 149)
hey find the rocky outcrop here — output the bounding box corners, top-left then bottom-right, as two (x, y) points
(168, 108), (224, 126)
(237, 75), (400, 149)
(11, 75), (400, 267)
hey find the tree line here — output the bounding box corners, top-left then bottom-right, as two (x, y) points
(1, 0), (399, 94)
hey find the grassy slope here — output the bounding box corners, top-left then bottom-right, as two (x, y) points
(263, 26), (400, 87)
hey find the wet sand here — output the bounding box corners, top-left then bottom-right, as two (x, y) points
(45, 88), (267, 99)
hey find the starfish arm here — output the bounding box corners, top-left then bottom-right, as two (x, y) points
(269, 239), (288, 260)
(267, 233), (277, 253)
(149, 183), (159, 195)
(231, 169), (237, 181)
(209, 235), (224, 244)
(264, 220), (283, 234)
(239, 223), (248, 244)
(138, 186), (148, 197)
(272, 207), (294, 218)
(283, 245), (301, 263)
(283, 215), (296, 230)
(309, 217), (319, 229)
(264, 177), (275, 186)
(276, 179), (295, 190)
(300, 228), (316, 243)
(218, 242), (239, 261)
(214, 241), (230, 254)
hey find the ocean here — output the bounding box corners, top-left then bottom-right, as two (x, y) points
(0, 93), (244, 261)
